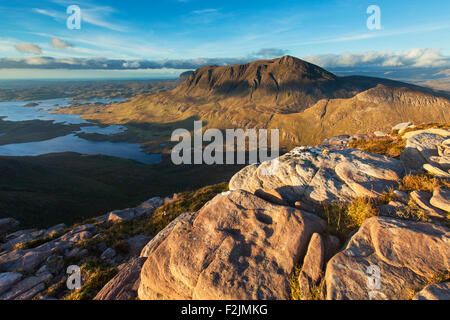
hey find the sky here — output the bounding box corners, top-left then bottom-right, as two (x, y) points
(0, 0), (449, 79)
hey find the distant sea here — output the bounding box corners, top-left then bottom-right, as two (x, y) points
(0, 78), (177, 89)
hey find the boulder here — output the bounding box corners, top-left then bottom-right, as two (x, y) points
(44, 224), (66, 237)
(373, 131), (388, 137)
(413, 282), (450, 300)
(423, 164), (450, 178)
(15, 282), (46, 300)
(101, 248), (116, 260)
(138, 190), (326, 300)
(125, 235), (151, 257)
(140, 211), (193, 258)
(0, 229), (45, 251)
(393, 190), (409, 204)
(325, 216), (449, 300)
(0, 218), (19, 238)
(0, 249), (53, 273)
(401, 131), (450, 172)
(58, 230), (93, 243)
(378, 201), (409, 217)
(430, 188), (450, 212)
(402, 129), (450, 140)
(410, 190), (446, 219)
(94, 257), (146, 300)
(230, 148), (404, 206)
(254, 189), (288, 206)
(298, 233), (325, 298)
(392, 122), (412, 133)
(0, 272), (22, 296)
(1, 272), (52, 300)
(107, 197), (163, 223)
(323, 235), (341, 261)
(294, 201), (317, 213)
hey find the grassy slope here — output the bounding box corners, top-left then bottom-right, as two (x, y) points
(55, 86), (450, 150)
(0, 153), (243, 229)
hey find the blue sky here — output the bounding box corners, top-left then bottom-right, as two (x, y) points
(0, 0), (449, 79)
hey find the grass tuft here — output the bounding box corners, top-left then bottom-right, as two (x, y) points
(349, 137), (406, 158)
(400, 174), (450, 192)
(321, 197), (378, 239)
(64, 258), (117, 300)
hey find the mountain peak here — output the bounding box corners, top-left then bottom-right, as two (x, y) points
(174, 55), (338, 110)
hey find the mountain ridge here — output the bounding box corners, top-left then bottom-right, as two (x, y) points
(54, 55), (450, 148)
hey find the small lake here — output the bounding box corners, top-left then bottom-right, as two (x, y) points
(0, 98), (161, 164)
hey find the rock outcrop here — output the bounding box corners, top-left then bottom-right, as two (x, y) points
(400, 129), (450, 174)
(430, 188), (450, 212)
(230, 148), (404, 205)
(413, 282), (450, 300)
(106, 197), (163, 222)
(138, 190), (326, 300)
(324, 216), (449, 300)
(297, 233), (325, 298)
(0, 194), (168, 301)
(94, 257), (146, 300)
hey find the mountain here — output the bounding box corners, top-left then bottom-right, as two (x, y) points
(57, 56), (450, 148)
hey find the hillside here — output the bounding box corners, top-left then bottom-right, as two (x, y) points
(1, 123), (448, 300)
(55, 56), (450, 149)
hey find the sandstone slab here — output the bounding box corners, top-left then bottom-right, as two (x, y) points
(401, 130), (450, 172)
(138, 190), (326, 300)
(94, 257), (146, 300)
(430, 188), (450, 212)
(1, 272), (52, 300)
(107, 197), (162, 222)
(0, 272), (22, 296)
(410, 190), (446, 219)
(325, 216), (449, 300)
(298, 233), (325, 298)
(413, 282), (450, 300)
(230, 148), (404, 205)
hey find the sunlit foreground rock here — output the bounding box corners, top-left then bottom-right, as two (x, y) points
(230, 148), (404, 205)
(138, 190), (326, 300)
(325, 216), (450, 300)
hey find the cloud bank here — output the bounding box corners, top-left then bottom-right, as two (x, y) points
(1, 49), (448, 74)
(304, 48), (449, 68)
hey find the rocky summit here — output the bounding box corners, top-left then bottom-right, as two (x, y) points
(1, 123), (449, 300)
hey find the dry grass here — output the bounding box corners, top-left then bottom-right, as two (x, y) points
(400, 174), (450, 192)
(63, 258), (117, 300)
(289, 264), (302, 300)
(349, 137), (406, 158)
(392, 199), (428, 222)
(289, 264), (324, 300)
(322, 197), (378, 239)
(379, 187), (397, 204)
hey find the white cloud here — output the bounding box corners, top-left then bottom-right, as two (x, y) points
(33, 8), (65, 19)
(253, 48), (289, 58)
(14, 43), (42, 55)
(193, 9), (218, 14)
(51, 37), (74, 49)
